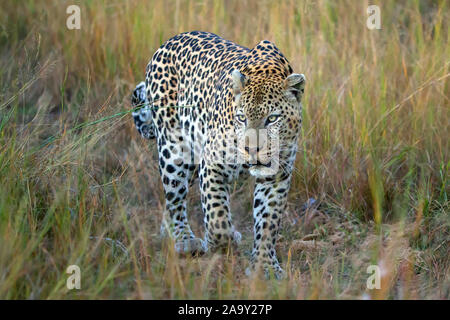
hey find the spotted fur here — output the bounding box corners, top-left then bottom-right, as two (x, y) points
(132, 31), (305, 279)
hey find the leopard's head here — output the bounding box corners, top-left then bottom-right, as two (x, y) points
(232, 68), (305, 177)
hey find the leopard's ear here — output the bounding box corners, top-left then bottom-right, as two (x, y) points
(231, 69), (248, 95)
(285, 73), (306, 103)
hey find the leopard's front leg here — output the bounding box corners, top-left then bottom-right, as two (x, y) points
(199, 162), (242, 251)
(247, 174), (291, 279)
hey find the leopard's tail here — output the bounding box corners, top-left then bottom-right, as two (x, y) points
(131, 82), (156, 139)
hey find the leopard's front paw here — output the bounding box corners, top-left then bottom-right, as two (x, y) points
(245, 264), (286, 280)
(204, 227), (242, 251)
(271, 266), (287, 280)
(174, 237), (207, 255)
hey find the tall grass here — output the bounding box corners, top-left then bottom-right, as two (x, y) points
(0, 0), (448, 299)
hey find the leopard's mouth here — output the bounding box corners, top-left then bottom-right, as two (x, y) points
(248, 161), (279, 177)
(248, 161), (272, 168)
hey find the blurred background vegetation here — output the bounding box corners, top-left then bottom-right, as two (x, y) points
(0, 0), (448, 299)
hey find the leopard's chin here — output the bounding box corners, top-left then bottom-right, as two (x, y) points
(249, 165), (278, 177)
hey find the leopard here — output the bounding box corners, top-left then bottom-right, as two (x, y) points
(131, 31), (305, 279)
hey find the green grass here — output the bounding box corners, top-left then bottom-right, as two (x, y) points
(0, 0), (448, 299)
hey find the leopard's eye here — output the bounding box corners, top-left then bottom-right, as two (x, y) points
(235, 114), (247, 124)
(266, 114), (280, 125)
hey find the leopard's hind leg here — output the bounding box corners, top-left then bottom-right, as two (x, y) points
(146, 56), (206, 255)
